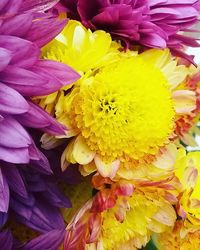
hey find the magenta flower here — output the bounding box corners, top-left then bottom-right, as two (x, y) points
(64, 0), (200, 55)
(0, 0), (80, 164)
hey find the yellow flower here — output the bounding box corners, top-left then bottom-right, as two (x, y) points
(100, 189), (176, 249)
(41, 20), (196, 180)
(42, 20), (120, 73)
(64, 179), (176, 250)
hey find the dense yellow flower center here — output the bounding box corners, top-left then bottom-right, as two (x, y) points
(68, 56), (175, 162)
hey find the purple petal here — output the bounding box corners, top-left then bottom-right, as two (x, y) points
(0, 117), (31, 148)
(0, 47), (11, 71)
(0, 168), (9, 212)
(0, 0), (22, 15)
(13, 201), (65, 232)
(36, 60), (80, 86)
(26, 16), (68, 48)
(30, 153), (53, 175)
(0, 82), (29, 114)
(45, 182), (71, 208)
(0, 13), (33, 38)
(0, 35), (40, 68)
(0, 65), (64, 96)
(0, 146), (30, 164)
(20, 0), (60, 12)
(23, 229), (65, 250)
(17, 101), (66, 135)
(10, 195), (34, 220)
(2, 165), (28, 198)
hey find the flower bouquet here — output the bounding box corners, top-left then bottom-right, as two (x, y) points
(1, 0), (200, 249)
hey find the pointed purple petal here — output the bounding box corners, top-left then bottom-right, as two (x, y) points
(0, 82), (29, 114)
(0, 117), (31, 148)
(17, 101), (66, 135)
(36, 60), (80, 86)
(26, 16), (67, 48)
(0, 146), (30, 164)
(14, 201), (65, 232)
(23, 229), (65, 250)
(0, 65), (63, 96)
(45, 182), (71, 208)
(30, 153), (53, 175)
(2, 166), (28, 198)
(10, 195), (33, 220)
(0, 36), (40, 68)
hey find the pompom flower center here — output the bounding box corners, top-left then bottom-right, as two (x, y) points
(68, 56), (175, 162)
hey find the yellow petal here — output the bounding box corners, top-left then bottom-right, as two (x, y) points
(154, 143), (177, 170)
(172, 90), (196, 114)
(94, 155), (120, 178)
(72, 135), (95, 164)
(140, 49), (170, 69)
(61, 146), (71, 171)
(79, 162), (97, 176)
(153, 203), (176, 227)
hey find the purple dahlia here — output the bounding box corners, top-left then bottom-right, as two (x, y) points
(63, 0), (200, 54)
(0, 0), (80, 164)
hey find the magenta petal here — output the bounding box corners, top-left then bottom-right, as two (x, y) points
(36, 60), (80, 86)
(140, 32), (167, 48)
(0, 0), (22, 15)
(0, 146), (30, 164)
(0, 117), (31, 148)
(0, 83), (29, 114)
(0, 65), (62, 96)
(0, 168), (9, 212)
(0, 47), (11, 71)
(0, 36), (40, 68)
(0, 13), (33, 38)
(26, 16), (68, 48)
(20, 0), (60, 12)
(17, 101), (66, 135)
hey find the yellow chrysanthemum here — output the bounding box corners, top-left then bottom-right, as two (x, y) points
(99, 189), (176, 250)
(64, 181), (176, 250)
(65, 57), (175, 163)
(40, 20), (196, 180)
